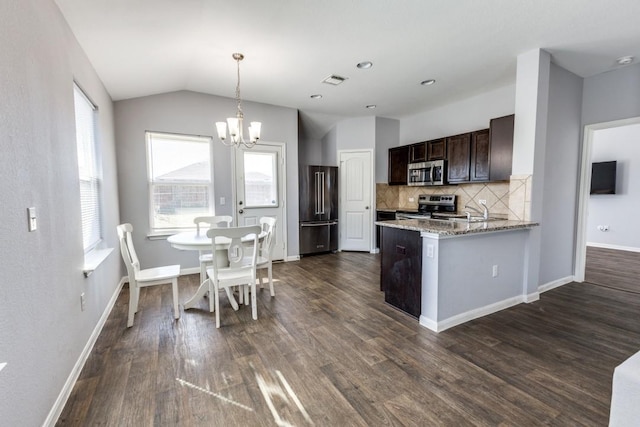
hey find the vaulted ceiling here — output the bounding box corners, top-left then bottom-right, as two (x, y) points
(55, 0), (640, 137)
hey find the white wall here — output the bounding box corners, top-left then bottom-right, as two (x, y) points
(587, 123), (640, 250)
(0, 1), (122, 425)
(114, 90), (299, 264)
(400, 84), (515, 145)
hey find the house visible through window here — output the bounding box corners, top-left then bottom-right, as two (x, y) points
(146, 132), (213, 232)
(74, 84), (102, 252)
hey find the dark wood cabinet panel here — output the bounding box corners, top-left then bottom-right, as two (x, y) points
(381, 227), (422, 318)
(409, 142), (427, 163)
(470, 129), (490, 181)
(489, 114), (514, 181)
(446, 133), (471, 183)
(388, 146), (409, 185)
(427, 138), (446, 160)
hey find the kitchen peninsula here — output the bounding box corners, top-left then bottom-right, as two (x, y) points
(377, 218), (538, 332)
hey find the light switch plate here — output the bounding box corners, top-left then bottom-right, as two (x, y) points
(28, 207), (37, 231)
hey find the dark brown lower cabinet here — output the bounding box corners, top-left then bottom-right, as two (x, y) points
(380, 227), (422, 318)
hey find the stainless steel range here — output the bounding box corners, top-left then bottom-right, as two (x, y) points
(396, 194), (458, 219)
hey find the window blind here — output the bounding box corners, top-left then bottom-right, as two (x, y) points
(74, 84), (102, 251)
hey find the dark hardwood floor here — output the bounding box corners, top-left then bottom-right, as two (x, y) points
(585, 246), (640, 294)
(57, 252), (640, 426)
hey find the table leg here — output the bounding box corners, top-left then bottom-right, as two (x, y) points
(183, 278), (239, 311)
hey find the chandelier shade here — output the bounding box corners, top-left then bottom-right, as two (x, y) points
(216, 53), (261, 148)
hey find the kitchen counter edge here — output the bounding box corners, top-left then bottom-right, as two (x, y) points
(375, 218), (539, 237)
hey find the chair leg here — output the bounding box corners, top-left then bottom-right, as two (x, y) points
(267, 263), (274, 297)
(127, 283), (137, 327)
(171, 278), (179, 320)
(214, 283), (220, 328)
(200, 261), (207, 287)
(251, 282), (257, 320)
(208, 279), (215, 313)
(243, 284), (249, 306)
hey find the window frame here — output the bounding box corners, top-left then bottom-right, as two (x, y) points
(145, 131), (214, 235)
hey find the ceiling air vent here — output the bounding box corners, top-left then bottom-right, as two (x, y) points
(322, 74), (348, 85)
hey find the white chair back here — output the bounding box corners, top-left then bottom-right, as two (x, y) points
(194, 215), (232, 235)
(259, 216), (277, 260)
(117, 223), (139, 281)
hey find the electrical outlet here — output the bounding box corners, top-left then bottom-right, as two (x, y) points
(409, 197), (415, 202)
(426, 244), (434, 258)
(492, 265), (499, 277)
(479, 199), (487, 205)
(220, 196), (226, 205)
(597, 225), (610, 232)
(80, 293), (86, 311)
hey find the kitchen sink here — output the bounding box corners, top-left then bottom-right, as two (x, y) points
(449, 216), (502, 223)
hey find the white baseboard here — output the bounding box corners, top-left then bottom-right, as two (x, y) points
(524, 291), (540, 303)
(538, 276), (574, 293)
(44, 276), (126, 426)
(419, 295), (526, 333)
(286, 255), (300, 262)
(180, 267), (200, 276)
(586, 242), (640, 253)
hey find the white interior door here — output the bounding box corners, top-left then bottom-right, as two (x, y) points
(234, 143), (286, 261)
(339, 150), (373, 252)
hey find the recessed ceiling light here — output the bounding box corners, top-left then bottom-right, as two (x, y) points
(310, 94), (323, 99)
(366, 104), (376, 109)
(357, 61), (373, 69)
(420, 79), (436, 86)
(616, 56), (634, 65)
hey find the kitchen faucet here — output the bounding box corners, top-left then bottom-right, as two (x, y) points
(464, 200), (489, 220)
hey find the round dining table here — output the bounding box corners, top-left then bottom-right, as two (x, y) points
(167, 230), (264, 310)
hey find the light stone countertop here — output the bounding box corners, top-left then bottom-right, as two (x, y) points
(375, 218), (538, 237)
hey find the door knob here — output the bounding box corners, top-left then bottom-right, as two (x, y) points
(239, 209), (244, 214)
(365, 206), (370, 210)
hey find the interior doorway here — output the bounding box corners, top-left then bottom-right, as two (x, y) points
(575, 116), (640, 284)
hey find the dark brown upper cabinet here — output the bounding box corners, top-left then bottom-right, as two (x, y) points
(409, 142), (427, 163)
(470, 129), (490, 181)
(427, 138), (446, 160)
(388, 145), (409, 185)
(446, 133), (472, 183)
(489, 114), (515, 181)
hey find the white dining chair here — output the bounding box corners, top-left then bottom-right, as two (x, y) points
(256, 216), (277, 296)
(206, 225), (261, 328)
(117, 223), (180, 327)
(194, 216), (232, 285)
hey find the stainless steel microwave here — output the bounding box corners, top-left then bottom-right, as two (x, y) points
(407, 160), (446, 186)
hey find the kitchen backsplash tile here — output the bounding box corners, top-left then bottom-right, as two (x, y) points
(376, 181), (514, 217)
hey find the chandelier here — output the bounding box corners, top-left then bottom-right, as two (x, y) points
(215, 53), (261, 148)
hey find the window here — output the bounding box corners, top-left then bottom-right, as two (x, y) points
(146, 132), (213, 232)
(243, 151), (278, 208)
(74, 84), (102, 252)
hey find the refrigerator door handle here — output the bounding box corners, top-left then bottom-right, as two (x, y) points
(315, 171), (320, 215)
(319, 171), (325, 215)
(301, 221), (338, 227)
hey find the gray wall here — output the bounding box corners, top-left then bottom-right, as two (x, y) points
(587, 123), (640, 249)
(538, 63), (583, 285)
(114, 91), (299, 265)
(374, 117), (400, 183)
(582, 63), (640, 126)
(0, 0), (122, 425)
(321, 125), (338, 166)
(400, 84), (516, 145)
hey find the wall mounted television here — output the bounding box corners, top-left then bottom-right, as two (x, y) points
(590, 161), (617, 195)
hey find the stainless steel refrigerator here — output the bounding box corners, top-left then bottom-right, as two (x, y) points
(299, 165), (338, 255)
